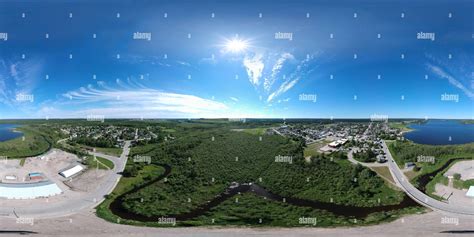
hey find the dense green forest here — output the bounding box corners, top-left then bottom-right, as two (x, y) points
(353, 149), (377, 162)
(70, 135), (117, 148)
(389, 140), (474, 164)
(115, 121), (405, 221)
(121, 129), (289, 216)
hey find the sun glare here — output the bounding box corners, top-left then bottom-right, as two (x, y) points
(224, 38), (249, 53)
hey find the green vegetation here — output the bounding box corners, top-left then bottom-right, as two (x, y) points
(403, 170), (418, 181)
(453, 173), (461, 180)
(190, 193), (423, 227)
(353, 149), (377, 163)
(303, 141), (327, 157)
(70, 136), (116, 148)
(370, 166), (396, 185)
(388, 122), (412, 132)
(232, 127), (268, 135)
(388, 140), (474, 200)
(94, 120), (419, 227)
(0, 125), (52, 158)
(97, 156), (115, 169)
(93, 147), (123, 157)
(83, 155), (114, 170)
(261, 155), (403, 207)
(454, 179), (474, 189)
(96, 164), (166, 223)
(1, 119), (428, 227)
(191, 193), (347, 226)
(461, 120), (474, 124)
(120, 130), (286, 217)
(19, 158), (26, 166)
(388, 140), (474, 166)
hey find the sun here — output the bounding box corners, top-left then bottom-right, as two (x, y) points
(224, 38), (249, 53)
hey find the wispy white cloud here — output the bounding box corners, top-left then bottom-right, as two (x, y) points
(176, 60), (191, 67)
(52, 80), (229, 118)
(265, 53), (295, 92)
(427, 63), (474, 99)
(277, 98), (291, 103)
(0, 58), (42, 107)
(267, 78), (299, 102)
(266, 54), (318, 102)
(229, 97), (239, 102)
(243, 53), (264, 86)
(240, 48), (318, 104)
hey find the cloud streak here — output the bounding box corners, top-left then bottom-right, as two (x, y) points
(267, 54), (318, 102)
(427, 63), (474, 99)
(241, 49), (318, 104)
(53, 81), (229, 118)
(0, 58), (42, 107)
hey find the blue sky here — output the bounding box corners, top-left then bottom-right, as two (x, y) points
(0, 0), (472, 119)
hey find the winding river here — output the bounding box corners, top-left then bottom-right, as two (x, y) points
(109, 163), (420, 222)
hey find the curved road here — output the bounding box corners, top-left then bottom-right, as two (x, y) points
(0, 141), (131, 218)
(382, 140), (474, 217)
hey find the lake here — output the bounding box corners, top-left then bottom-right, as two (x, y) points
(0, 124), (22, 142)
(404, 120), (474, 145)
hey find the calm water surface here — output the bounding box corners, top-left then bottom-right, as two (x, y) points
(404, 120), (474, 145)
(0, 124), (22, 142)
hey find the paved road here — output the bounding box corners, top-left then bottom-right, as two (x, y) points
(382, 140), (474, 217)
(0, 141), (131, 218)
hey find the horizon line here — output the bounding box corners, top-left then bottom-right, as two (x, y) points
(0, 117), (472, 121)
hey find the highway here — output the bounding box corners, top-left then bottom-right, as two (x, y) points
(382, 140), (474, 217)
(0, 141), (131, 218)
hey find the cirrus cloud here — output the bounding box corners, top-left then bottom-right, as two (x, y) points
(44, 80), (230, 118)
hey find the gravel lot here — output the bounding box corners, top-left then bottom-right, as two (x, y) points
(0, 210), (473, 237)
(444, 160), (474, 181)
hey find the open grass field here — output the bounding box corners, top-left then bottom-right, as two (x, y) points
(84, 155), (114, 170)
(94, 147), (123, 157)
(388, 122), (413, 132)
(403, 170), (419, 181)
(370, 166), (396, 184)
(231, 127), (268, 135)
(303, 141), (327, 157)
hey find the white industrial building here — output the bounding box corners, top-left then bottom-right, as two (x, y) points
(0, 181), (62, 199)
(466, 186), (474, 198)
(59, 164), (84, 178)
